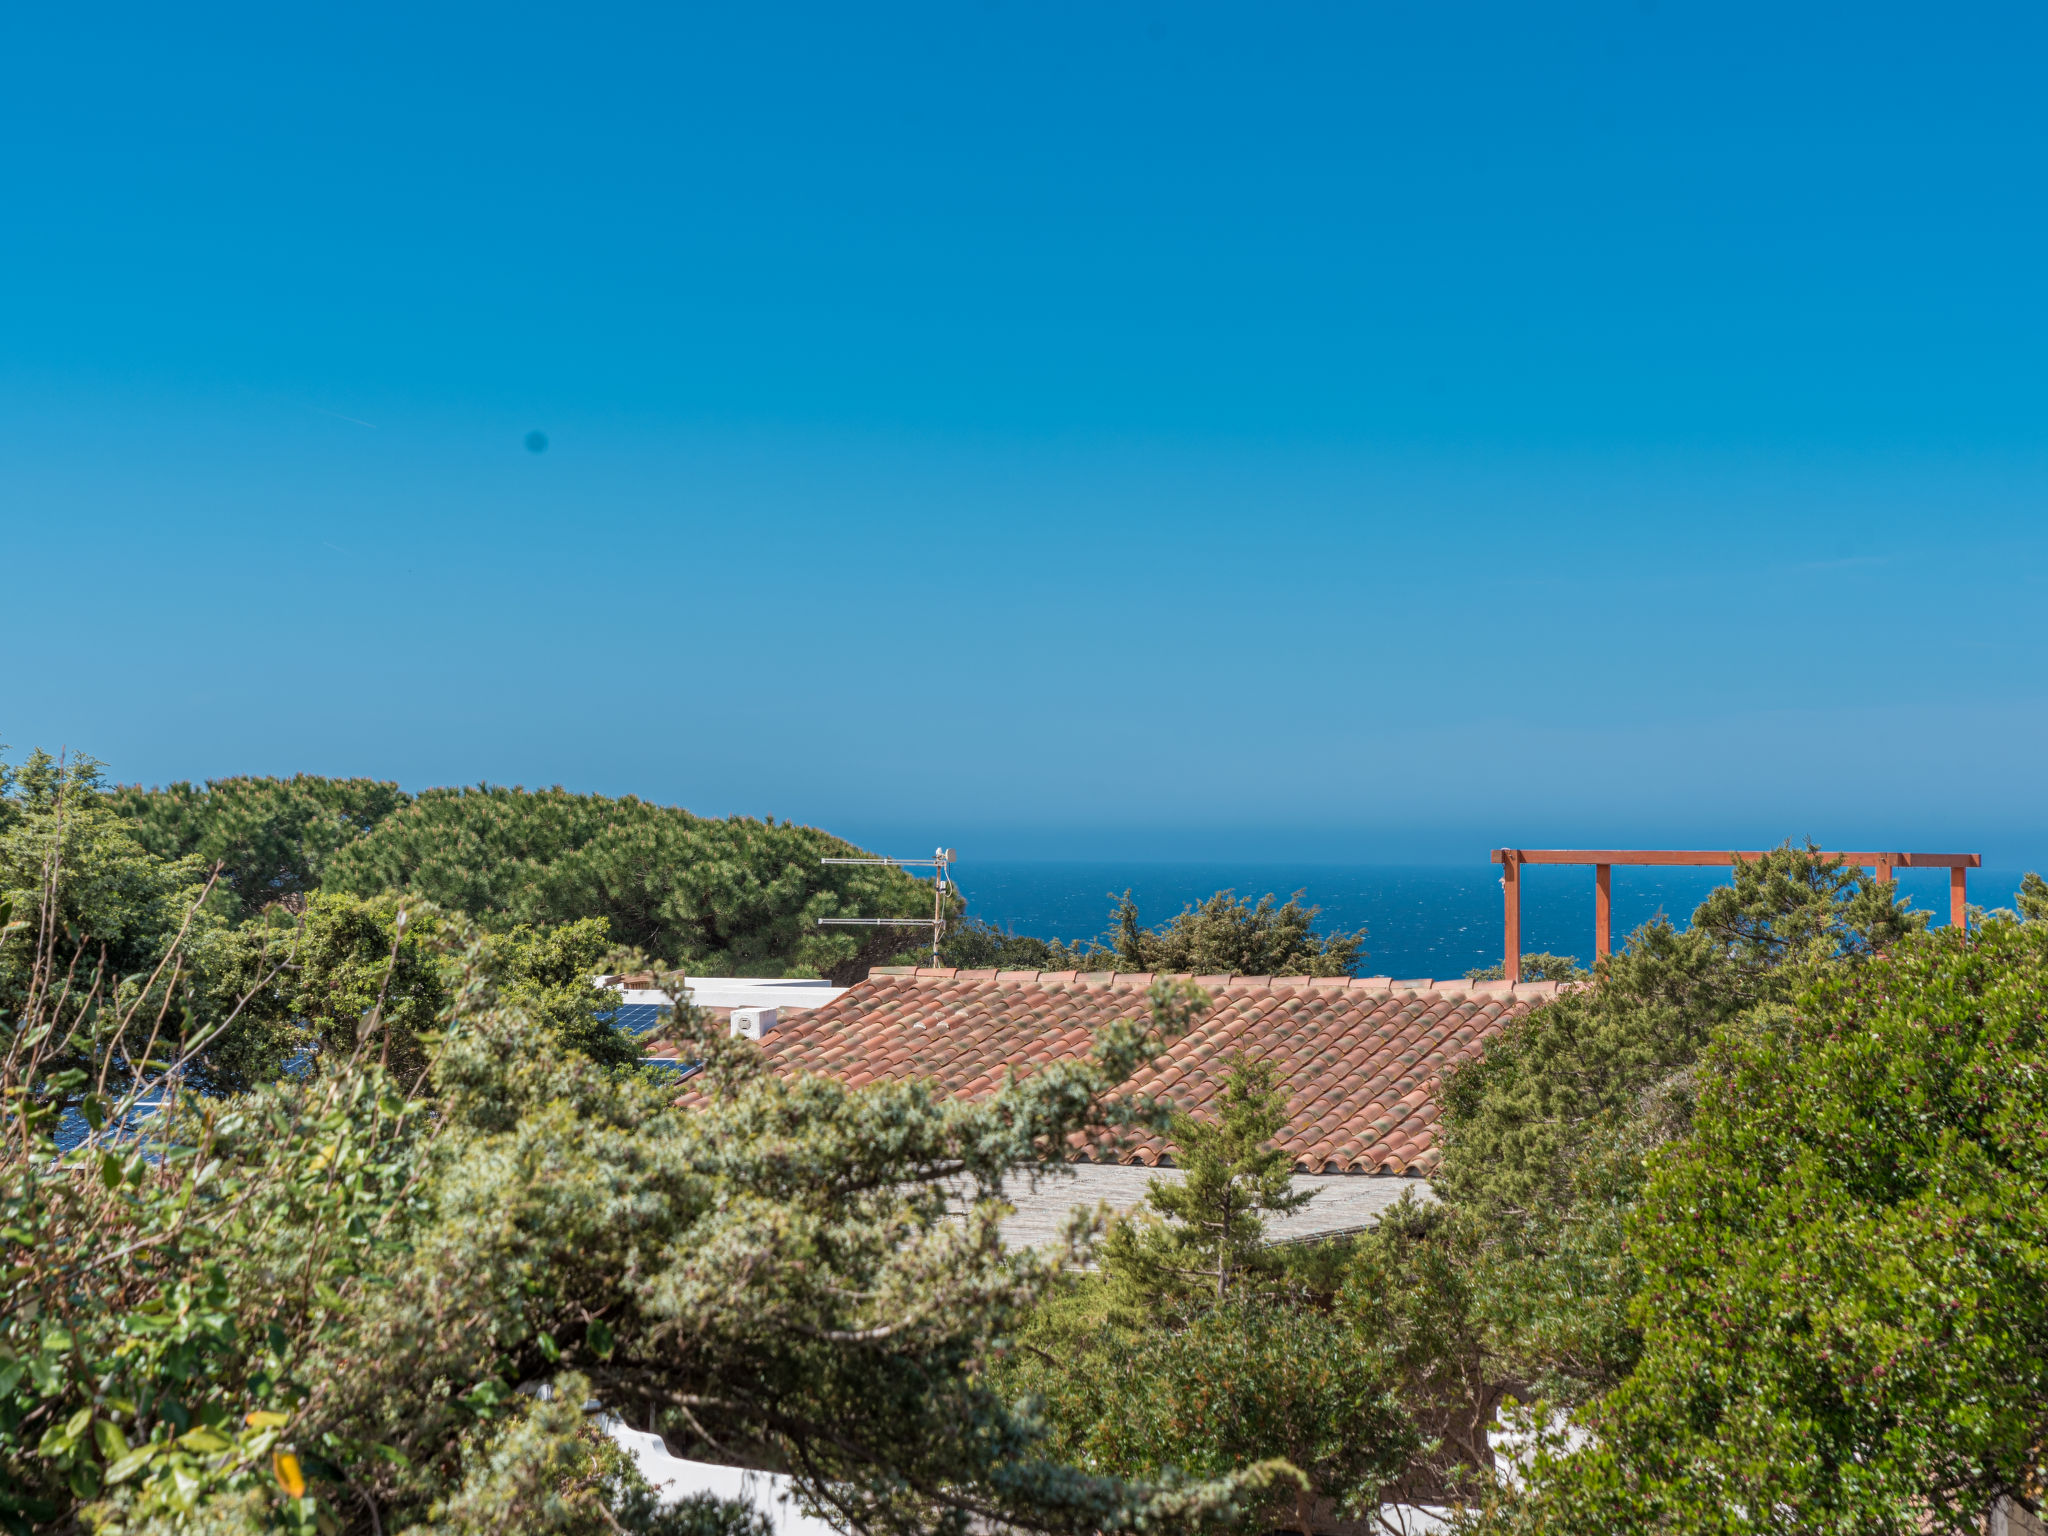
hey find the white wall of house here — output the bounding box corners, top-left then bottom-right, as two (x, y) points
(605, 1423), (844, 1536)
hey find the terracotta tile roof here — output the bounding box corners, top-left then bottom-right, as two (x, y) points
(679, 966), (1562, 1176)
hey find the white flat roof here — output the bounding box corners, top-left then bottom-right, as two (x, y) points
(975, 1166), (1434, 1250)
(605, 1424), (840, 1536)
(602, 977), (848, 1012)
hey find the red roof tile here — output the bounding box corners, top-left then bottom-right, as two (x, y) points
(679, 969), (1557, 1176)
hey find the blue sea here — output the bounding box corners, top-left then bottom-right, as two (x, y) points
(952, 862), (2035, 981)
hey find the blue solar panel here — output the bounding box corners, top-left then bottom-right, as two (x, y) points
(605, 1003), (671, 1036)
(642, 1058), (702, 1080)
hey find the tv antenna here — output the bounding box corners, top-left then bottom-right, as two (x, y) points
(816, 847), (957, 965)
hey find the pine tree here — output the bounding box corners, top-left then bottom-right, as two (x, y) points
(1104, 1053), (1315, 1305)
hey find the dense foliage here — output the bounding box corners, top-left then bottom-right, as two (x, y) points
(1438, 845), (1923, 1233)
(1003, 1058), (1419, 1529)
(1, 758), (643, 1099)
(1461, 954), (1586, 984)
(3, 753), (246, 1100)
(935, 920), (1106, 973)
(1390, 845), (2048, 1533)
(1106, 890), (1366, 977)
(1020, 1300), (1413, 1534)
(109, 777), (407, 920)
(1320, 847), (1942, 1491)
(1092, 1056), (1314, 1306)
(2, 809), (1279, 1535)
(3, 754), (217, 992)
(997, 845), (2030, 1535)
(1339, 1197), (1526, 1504)
(110, 777), (943, 982)
(1487, 915), (2048, 1534)
(112, 769), (1369, 986)
(205, 898), (643, 1088)
(33, 748), (2048, 1533)
(942, 889), (1366, 978)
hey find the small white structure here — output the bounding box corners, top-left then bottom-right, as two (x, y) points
(730, 1006), (778, 1040)
(605, 1424), (843, 1536)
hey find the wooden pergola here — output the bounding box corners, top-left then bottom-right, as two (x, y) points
(1491, 848), (1983, 977)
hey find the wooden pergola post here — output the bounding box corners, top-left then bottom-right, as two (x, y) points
(1501, 851), (1521, 983)
(1491, 847), (1979, 977)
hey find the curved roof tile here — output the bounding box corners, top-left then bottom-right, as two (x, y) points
(674, 968), (1556, 1167)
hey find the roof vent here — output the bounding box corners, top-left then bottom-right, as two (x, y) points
(731, 1006), (779, 1041)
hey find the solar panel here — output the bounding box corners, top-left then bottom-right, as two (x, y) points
(605, 1003), (672, 1037)
(641, 1059), (702, 1080)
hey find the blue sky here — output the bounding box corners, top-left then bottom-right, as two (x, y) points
(7, 2), (2047, 862)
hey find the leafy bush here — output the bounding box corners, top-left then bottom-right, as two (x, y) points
(108, 776), (407, 919)
(1108, 889), (1366, 977)
(322, 787), (948, 982)
(943, 890), (1368, 978)
(1019, 1299), (1414, 1530)
(109, 775), (944, 982)
(1092, 1055), (1314, 1308)
(936, 919), (1108, 973)
(1289, 844), (1948, 1508)
(1004, 1056), (1417, 1527)
(1488, 916), (2048, 1534)
(2, 826), (1269, 1535)
(1461, 954), (1585, 984)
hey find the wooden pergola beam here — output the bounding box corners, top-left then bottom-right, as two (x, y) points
(1492, 850), (1982, 869)
(1491, 848), (1982, 980)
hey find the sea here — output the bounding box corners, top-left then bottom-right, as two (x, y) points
(953, 861), (2036, 981)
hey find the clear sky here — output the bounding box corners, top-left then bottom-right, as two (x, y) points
(7, 3), (2047, 863)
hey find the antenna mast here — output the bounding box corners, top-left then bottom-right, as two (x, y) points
(816, 847), (957, 966)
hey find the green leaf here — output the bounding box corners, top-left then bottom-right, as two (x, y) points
(535, 1332), (560, 1363)
(93, 1416), (130, 1462)
(100, 1152), (124, 1191)
(104, 1443), (161, 1485)
(176, 1427), (231, 1454)
(586, 1319), (615, 1360)
(81, 1096), (107, 1132)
